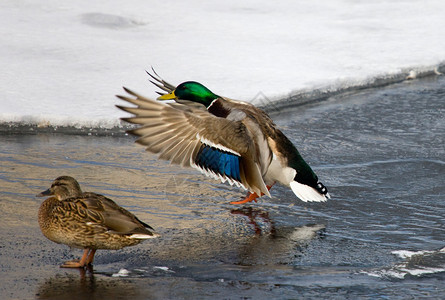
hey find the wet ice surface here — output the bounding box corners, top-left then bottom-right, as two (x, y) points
(1, 76), (445, 299)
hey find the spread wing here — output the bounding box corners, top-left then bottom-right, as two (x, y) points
(146, 68), (176, 97)
(116, 88), (270, 196)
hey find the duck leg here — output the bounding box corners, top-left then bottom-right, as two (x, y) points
(85, 249), (96, 265)
(230, 184), (274, 205)
(230, 191), (260, 205)
(61, 249), (92, 268)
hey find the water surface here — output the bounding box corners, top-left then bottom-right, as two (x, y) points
(1, 76), (444, 299)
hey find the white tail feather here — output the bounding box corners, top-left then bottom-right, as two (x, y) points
(129, 233), (160, 239)
(290, 181), (328, 202)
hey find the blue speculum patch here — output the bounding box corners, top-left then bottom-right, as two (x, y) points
(195, 145), (241, 182)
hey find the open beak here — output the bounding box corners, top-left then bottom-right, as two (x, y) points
(36, 188), (52, 197)
(157, 90), (176, 100)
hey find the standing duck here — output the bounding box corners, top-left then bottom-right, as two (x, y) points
(37, 176), (158, 268)
(116, 72), (330, 204)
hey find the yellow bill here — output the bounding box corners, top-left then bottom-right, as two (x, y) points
(157, 91), (176, 100)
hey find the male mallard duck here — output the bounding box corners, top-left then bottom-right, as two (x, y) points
(116, 72), (330, 204)
(37, 176), (159, 268)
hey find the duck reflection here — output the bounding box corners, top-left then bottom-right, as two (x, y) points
(235, 223), (326, 265)
(231, 206), (276, 235)
(36, 269), (141, 300)
(231, 207), (326, 265)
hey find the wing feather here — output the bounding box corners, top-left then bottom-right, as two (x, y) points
(116, 88), (270, 196)
(146, 68), (177, 93)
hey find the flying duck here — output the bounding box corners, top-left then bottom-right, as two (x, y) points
(116, 72), (330, 204)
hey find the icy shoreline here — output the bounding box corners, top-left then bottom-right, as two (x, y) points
(3, 0), (445, 134)
(2, 63), (443, 135)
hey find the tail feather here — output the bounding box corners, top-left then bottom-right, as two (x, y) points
(129, 233), (160, 239)
(290, 181), (329, 202)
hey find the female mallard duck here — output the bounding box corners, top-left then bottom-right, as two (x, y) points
(116, 72), (330, 204)
(37, 176), (159, 268)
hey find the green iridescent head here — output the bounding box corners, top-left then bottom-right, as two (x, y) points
(157, 81), (219, 107)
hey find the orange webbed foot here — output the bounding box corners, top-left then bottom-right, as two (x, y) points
(230, 185), (274, 205)
(60, 260), (86, 268)
(60, 249), (96, 268)
(230, 192), (260, 205)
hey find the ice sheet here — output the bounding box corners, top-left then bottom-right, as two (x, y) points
(1, 0), (444, 128)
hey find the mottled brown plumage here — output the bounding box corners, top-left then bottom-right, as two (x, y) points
(37, 176), (158, 268)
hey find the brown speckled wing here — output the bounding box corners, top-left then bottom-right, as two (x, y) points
(116, 88), (270, 196)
